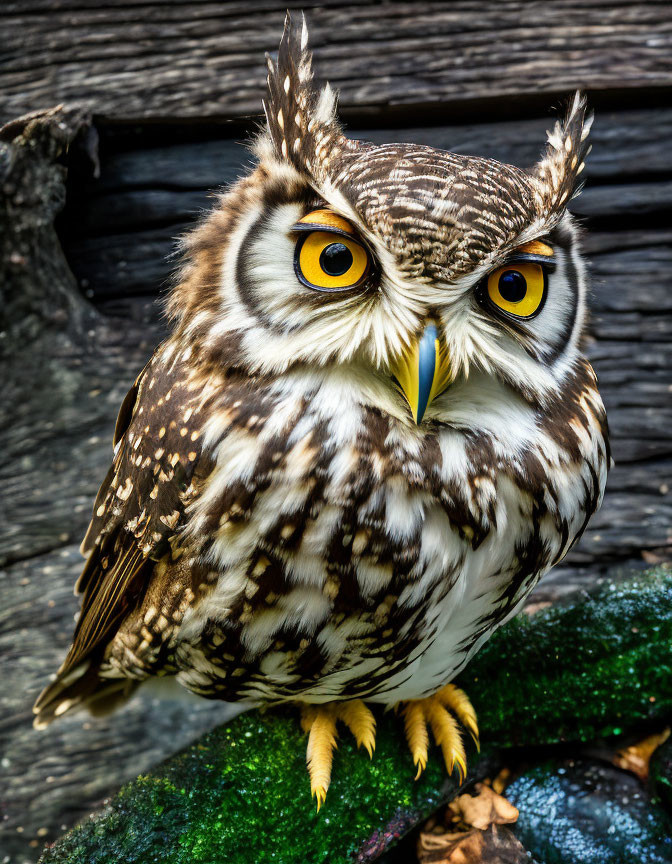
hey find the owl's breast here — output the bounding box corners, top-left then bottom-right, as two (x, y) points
(174, 366), (608, 704)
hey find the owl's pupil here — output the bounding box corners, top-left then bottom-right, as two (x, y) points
(320, 242), (353, 276)
(498, 270), (527, 303)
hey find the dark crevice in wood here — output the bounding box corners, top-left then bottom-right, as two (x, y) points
(581, 170), (672, 189)
(2, 537), (79, 569)
(83, 85), (672, 133)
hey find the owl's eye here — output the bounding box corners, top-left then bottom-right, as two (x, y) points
(292, 209), (371, 292)
(484, 261), (547, 319)
(295, 231), (370, 292)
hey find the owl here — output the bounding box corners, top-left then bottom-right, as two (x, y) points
(34, 15), (610, 807)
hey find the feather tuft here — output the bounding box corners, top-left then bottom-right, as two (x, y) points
(262, 12), (356, 183)
(528, 91), (593, 217)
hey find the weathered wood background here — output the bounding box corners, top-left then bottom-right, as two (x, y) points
(1, 2), (671, 862)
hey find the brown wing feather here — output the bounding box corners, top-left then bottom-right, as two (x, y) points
(34, 342), (213, 725)
(76, 358), (150, 560)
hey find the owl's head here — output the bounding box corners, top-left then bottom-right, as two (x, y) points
(171, 15), (593, 429)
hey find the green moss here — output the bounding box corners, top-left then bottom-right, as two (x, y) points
(41, 566), (672, 863)
(458, 566), (672, 747)
(41, 709), (462, 863)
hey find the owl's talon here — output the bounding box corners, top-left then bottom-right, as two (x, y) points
(301, 700), (376, 808)
(339, 699), (377, 757)
(303, 704), (338, 811)
(399, 684), (478, 785)
(403, 701), (430, 779)
(437, 684), (479, 749)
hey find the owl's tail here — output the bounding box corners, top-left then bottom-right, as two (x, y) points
(32, 659), (138, 729)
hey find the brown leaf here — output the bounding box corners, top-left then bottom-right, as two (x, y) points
(641, 549), (669, 565)
(449, 783), (519, 830)
(418, 824), (529, 864)
(491, 767), (513, 795)
(522, 600), (552, 616)
(614, 727), (670, 781)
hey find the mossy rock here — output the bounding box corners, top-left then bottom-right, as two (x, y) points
(460, 565), (672, 748)
(41, 566), (672, 863)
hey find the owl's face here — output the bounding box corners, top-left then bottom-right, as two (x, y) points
(172, 18), (593, 430)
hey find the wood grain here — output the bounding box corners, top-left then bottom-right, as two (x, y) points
(2, 1), (672, 124)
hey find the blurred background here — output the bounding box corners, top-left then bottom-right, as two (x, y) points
(1, 2), (671, 861)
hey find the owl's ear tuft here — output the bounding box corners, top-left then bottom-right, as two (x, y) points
(262, 12), (355, 182)
(528, 92), (593, 215)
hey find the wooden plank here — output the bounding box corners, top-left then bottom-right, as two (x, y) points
(590, 247), (672, 312)
(573, 181), (672, 222)
(589, 312), (671, 343)
(2, 1), (672, 124)
(65, 228), (179, 299)
(584, 228), (672, 255)
(86, 108), (672, 196)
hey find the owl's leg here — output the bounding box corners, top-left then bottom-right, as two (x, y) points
(300, 700), (376, 809)
(400, 684), (479, 783)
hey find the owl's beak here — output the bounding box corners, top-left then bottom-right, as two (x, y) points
(390, 322), (453, 424)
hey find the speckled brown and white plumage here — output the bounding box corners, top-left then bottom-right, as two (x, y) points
(34, 15), (609, 727)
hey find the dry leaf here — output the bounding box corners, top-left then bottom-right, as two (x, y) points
(418, 824), (529, 864)
(522, 600), (552, 616)
(491, 767), (513, 795)
(614, 727), (670, 781)
(419, 777), (523, 862)
(641, 549), (668, 565)
(449, 782), (519, 830)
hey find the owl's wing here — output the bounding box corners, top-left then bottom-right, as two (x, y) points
(33, 342), (213, 725)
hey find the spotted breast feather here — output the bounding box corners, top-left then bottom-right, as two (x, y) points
(162, 357), (607, 709)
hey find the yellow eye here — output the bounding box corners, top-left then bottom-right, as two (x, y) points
(295, 230), (370, 292)
(486, 262), (547, 319)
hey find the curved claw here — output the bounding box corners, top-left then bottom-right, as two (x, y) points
(301, 700), (378, 809)
(303, 705), (338, 811)
(399, 683), (479, 785)
(403, 701), (429, 779)
(437, 684), (480, 750)
(339, 700), (376, 758)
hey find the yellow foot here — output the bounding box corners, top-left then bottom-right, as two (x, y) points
(400, 684), (479, 783)
(300, 700), (376, 810)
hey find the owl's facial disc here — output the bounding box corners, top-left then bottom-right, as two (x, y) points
(229, 180), (583, 427)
